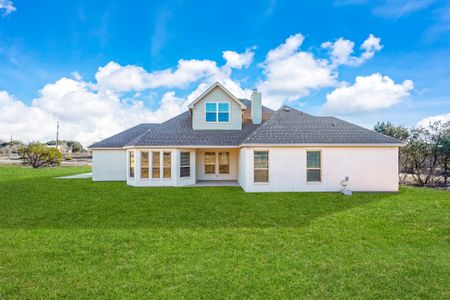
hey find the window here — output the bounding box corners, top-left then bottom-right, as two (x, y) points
(204, 152), (216, 174)
(205, 102), (229, 123)
(141, 151), (149, 178)
(218, 103), (229, 122)
(205, 103), (217, 122)
(163, 152), (171, 178)
(152, 151), (160, 178)
(254, 151), (268, 183)
(180, 152), (190, 178)
(129, 152), (135, 178)
(219, 152), (230, 174)
(307, 151), (321, 182)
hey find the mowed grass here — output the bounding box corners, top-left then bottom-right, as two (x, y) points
(0, 166), (449, 299)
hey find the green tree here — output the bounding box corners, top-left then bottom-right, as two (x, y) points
(18, 143), (63, 168)
(374, 122), (409, 141)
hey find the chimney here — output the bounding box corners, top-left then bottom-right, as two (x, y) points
(251, 88), (262, 124)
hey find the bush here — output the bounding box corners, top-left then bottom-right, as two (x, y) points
(18, 143), (63, 168)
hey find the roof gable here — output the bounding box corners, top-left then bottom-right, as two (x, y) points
(187, 82), (247, 109)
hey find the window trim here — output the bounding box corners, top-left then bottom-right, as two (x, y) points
(180, 151), (191, 178)
(204, 101), (230, 123)
(140, 151), (149, 179)
(306, 150), (322, 183)
(253, 150), (269, 184)
(129, 151), (135, 179)
(204, 151), (216, 175)
(218, 151), (230, 174)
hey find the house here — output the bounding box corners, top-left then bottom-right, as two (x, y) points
(89, 82), (403, 192)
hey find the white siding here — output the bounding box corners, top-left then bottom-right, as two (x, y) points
(196, 149), (238, 180)
(240, 146), (399, 192)
(192, 86), (242, 130)
(92, 150), (127, 181)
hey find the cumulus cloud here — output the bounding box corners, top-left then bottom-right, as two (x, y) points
(417, 113), (450, 128)
(257, 33), (336, 108)
(0, 32), (408, 146)
(0, 0), (15, 16)
(96, 59), (219, 92)
(322, 73), (413, 114)
(222, 47), (255, 69)
(321, 34), (383, 66)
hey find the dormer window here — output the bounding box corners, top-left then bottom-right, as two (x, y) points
(205, 102), (229, 123)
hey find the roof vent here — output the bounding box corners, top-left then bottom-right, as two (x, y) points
(332, 122), (336, 126)
(284, 107), (291, 112)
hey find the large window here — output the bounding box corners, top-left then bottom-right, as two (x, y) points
(219, 152), (230, 174)
(204, 152), (216, 174)
(163, 152), (171, 178)
(180, 152), (190, 178)
(152, 151), (160, 178)
(307, 151), (321, 182)
(254, 151), (269, 183)
(141, 151), (149, 179)
(129, 151), (135, 178)
(205, 102), (229, 123)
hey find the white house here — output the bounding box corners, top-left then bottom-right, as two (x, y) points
(89, 82), (403, 192)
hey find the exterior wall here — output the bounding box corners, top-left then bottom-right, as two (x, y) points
(241, 146), (399, 192)
(238, 147), (246, 186)
(192, 86), (243, 130)
(127, 149), (196, 187)
(92, 149), (127, 181)
(196, 148), (238, 180)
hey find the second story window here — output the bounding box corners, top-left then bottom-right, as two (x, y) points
(205, 102), (229, 123)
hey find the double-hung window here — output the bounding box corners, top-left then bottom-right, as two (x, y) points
(129, 151), (135, 178)
(205, 102), (229, 123)
(306, 151), (321, 182)
(204, 152), (216, 174)
(152, 151), (160, 178)
(254, 151), (269, 183)
(163, 152), (171, 178)
(141, 151), (149, 178)
(180, 152), (190, 178)
(219, 152), (230, 174)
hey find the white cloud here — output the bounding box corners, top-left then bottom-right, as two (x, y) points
(0, 32), (408, 146)
(257, 33), (336, 108)
(417, 113), (450, 127)
(222, 47), (255, 69)
(321, 34), (383, 66)
(0, 0), (15, 16)
(0, 91), (56, 143)
(322, 73), (413, 114)
(337, 0), (435, 18)
(95, 59), (219, 92)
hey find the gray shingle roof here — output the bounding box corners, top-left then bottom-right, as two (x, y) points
(242, 106), (403, 145)
(89, 123), (158, 148)
(91, 104), (402, 148)
(128, 99), (274, 146)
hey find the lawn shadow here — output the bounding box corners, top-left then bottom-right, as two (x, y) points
(0, 175), (400, 230)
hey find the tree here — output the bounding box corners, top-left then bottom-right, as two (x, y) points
(66, 140), (84, 153)
(374, 122), (409, 141)
(18, 143), (63, 168)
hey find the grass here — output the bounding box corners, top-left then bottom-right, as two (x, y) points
(0, 166), (449, 299)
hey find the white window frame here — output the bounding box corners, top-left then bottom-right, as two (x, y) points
(205, 101), (230, 123)
(140, 150), (150, 180)
(218, 152), (230, 174)
(129, 151), (135, 179)
(180, 151), (191, 178)
(306, 150), (322, 183)
(253, 150), (269, 184)
(204, 151), (216, 174)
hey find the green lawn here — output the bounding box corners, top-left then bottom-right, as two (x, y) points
(0, 166), (449, 299)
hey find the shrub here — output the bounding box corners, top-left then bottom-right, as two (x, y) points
(18, 143), (63, 168)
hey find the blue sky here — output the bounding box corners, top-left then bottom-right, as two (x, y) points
(1, 0), (450, 145)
